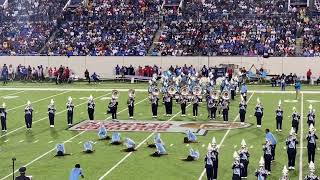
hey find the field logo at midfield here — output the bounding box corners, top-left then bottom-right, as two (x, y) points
(2, 96), (19, 99)
(69, 120), (252, 135)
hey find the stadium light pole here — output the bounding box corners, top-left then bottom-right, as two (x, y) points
(12, 157), (16, 180)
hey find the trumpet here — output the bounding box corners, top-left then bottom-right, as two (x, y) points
(128, 89), (135, 98)
(168, 85), (176, 96)
(221, 90), (230, 100)
(112, 90), (119, 99)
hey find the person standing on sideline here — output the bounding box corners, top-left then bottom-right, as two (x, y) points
(0, 103), (7, 132)
(265, 129), (277, 161)
(307, 69), (312, 84)
(294, 78), (301, 100)
(69, 164), (84, 180)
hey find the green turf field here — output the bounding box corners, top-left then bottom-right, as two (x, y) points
(0, 82), (319, 180)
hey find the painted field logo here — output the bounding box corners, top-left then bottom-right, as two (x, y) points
(70, 120), (252, 136)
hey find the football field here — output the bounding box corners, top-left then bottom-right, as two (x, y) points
(0, 82), (319, 180)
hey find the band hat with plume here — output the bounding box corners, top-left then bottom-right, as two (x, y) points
(259, 156), (265, 166)
(233, 151), (239, 160)
(309, 104), (313, 110)
(278, 100), (281, 107)
(292, 107), (296, 111)
(68, 96), (72, 102)
(27, 100), (31, 105)
(282, 166), (288, 176)
(2, 102), (5, 108)
(309, 161), (315, 173)
(211, 137), (216, 146)
(256, 98), (260, 104)
(241, 139), (247, 148)
(89, 95), (93, 100)
(207, 143), (213, 151)
(50, 99), (54, 105)
(309, 124), (315, 132)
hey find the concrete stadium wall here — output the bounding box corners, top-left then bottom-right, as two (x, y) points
(0, 56), (319, 78)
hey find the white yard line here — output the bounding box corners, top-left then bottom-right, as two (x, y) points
(0, 90), (25, 97)
(299, 93), (304, 180)
(6, 91), (70, 112)
(98, 104), (192, 180)
(0, 97), (148, 180)
(197, 92), (255, 180)
(0, 93), (111, 138)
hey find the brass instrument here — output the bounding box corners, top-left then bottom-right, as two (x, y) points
(168, 85), (176, 95)
(210, 90), (220, 100)
(152, 87), (160, 96)
(181, 86), (189, 96)
(221, 90), (230, 100)
(128, 89), (135, 98)
(192, 85), (202, 96)
(112, 90), (119, 99)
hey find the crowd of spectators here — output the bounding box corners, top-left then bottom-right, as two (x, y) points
(0, 0), (319, 57)
(114, 64), (161, 77)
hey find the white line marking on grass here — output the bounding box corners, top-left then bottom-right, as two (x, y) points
(0, 93), (111, 138)
(299, 93), (304, 180)
(19, 140), (24, 143)
(4, 140), (9, 143)
(198, 92), (255, 180)
(0, 97), (148, 180)
(81, 112), (84, 114)
(6, 91), (70, 112)
(78, 141), (82, 144)
(48, 141), (53, 144)
(98, 104), (191, 180)
(33, 140), (39, 143)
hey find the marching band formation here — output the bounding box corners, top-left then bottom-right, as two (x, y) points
(0, 71), (319, 180)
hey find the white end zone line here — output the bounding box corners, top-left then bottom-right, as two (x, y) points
(0, 97), (148, 180)
(98, 104), (192, 180)
(299, 93), (304, 180)
(198, 92), (255, 180)
(0, 92), (111, 138)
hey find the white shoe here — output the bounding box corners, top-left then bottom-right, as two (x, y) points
(276, 129), (278, 132)
(50, 125), (54, 128)
(279, 129), (282, 132)
(241, 122), (244, 125)
(292, 167), (295, 170)
(129, 117), (133, 119)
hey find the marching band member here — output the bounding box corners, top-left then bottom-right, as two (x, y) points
(124, 137), (136, 152)
(48, 99), (56, 128)
(280, 166), (289, 180)
(230, 79), (236, 100)
(66, 97), (74, 127)
(147, 133), (164, 148)
(98, 124), (109, 140)
(265, 129), (277, 161)
(240, 83), (248, 102)
(87, 95), (95, 121)
(239, 139), (250, 178)
(186, 148), (200, 161)
(83, 141), (94, 153)
(255, 157), (268, 179)
(286, 128), (298, 170)
(192, 94), (199, 118)
(0, 103), (7, 132)
(307, 105), (316, 128)
(239, 95), (247, 124)
(55, 143), (70, 156)
(164, 92), (172, 116)
(208, 94), (217, 120)
(150, 91), (159, 118)
(292, 107), (300, 134)
(275, 100), (283, 132)
(127, 90), (135, 119)
(152, 142), (167, 157)
(307, 124), (318, 163)
(179, 94), (187, 117)
(108, 95), (118, 121)
(204, 143), (214, 180)
(24, 101), (33, 130)
(111, 132), (121, 145)
(304, 161), (319, 180)
(184, 129), (197, 143)
(254, 98), (264, 128)
(211, 137), (219, 179)
(222, 99), (229, 122)
(232, 151), (243, 180)
(263, 139), (272, 174)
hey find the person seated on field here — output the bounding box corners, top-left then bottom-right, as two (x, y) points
(91, 72), (100, 83)
(124, 137), (136, 152)
(184, 129), (197, 143)
(55, 144), (70, 156)
(151, 142), (168, 157)
(98, 124), (110, 140)
(147, 133), (163, 148)
(184, 148), (200, 161)
(111, 132), (121, 145)
(83, 141), (94, 153)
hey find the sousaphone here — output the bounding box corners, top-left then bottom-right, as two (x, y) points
(168, 85), (177, 95)
(128, 89), (135, 98)
(210, 90), (220, 100)
(181, 86), (189, 96)
(112, 90), (119, 99)
(192, 85), (202, 96)
(222, 90), (230, 100)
